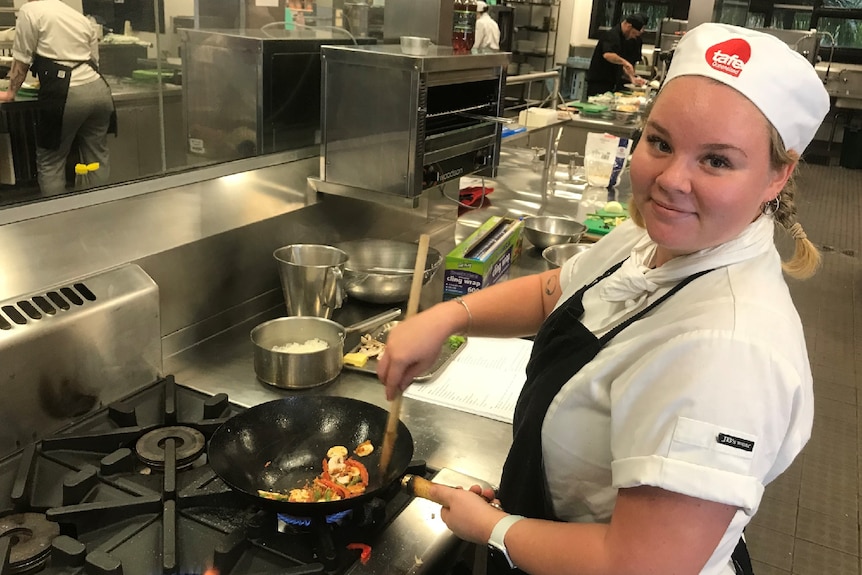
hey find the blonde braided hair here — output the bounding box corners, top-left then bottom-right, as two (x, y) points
(766, 126), (820, 279)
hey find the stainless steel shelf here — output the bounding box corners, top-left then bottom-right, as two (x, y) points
(506, 0), (559, 72)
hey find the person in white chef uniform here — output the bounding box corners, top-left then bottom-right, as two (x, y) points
(379, 23), (829, 575)
(474, 1), (500, 51)
(0, 0), (115, 195)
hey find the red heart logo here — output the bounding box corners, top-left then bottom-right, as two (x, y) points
(704, 38), (751, 78)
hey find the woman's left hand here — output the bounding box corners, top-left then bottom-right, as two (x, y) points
(428, 482), (508, 545)
(0, 90), (15, 102)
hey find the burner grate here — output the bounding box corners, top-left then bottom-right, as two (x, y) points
(0, 377), (432, 575)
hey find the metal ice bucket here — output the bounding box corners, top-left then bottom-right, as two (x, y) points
(273, 244), (348, 318)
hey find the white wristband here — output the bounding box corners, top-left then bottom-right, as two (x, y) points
(488, 514), (525, 569)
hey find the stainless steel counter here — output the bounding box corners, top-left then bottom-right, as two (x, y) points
(165, 144), (622, 488)
(166, 306), (515, 486)
(0, 76), (182, 108)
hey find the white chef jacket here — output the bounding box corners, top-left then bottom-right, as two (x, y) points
(474, 12), (500, 51)
(12, 0), (100, 87)
(542, 217), (813, 575)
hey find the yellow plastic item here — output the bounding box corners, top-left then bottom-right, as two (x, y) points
(74, 162), (101, 175)
(342, 352), (369, 368)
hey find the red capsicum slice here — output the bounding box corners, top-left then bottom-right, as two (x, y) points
(346, 543), (372, 564)
(316, 477), (349, 499)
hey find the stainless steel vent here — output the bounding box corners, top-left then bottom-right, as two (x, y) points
(0, 264), (162, 459)
(0, 282), (97, 329)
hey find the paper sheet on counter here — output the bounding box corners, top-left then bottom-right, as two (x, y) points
(403, 337), (533, 423)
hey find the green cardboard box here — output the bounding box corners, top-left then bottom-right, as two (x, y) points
(443, 216), (524, 299)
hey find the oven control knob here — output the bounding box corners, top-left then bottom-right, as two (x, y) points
(423, 166), (440, 187)
(475, 150), (489, 167)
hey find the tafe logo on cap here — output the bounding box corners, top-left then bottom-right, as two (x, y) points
(704, 38), (751, 78)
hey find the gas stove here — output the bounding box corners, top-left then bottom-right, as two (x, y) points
(0, 376), (469, 575)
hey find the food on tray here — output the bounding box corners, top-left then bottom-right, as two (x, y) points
(615, 104), (638, 113)
(343, 323), (468, 382)
(342, 352), (369, 368)
(357, 333), (386, 358)
(272, 338), (329, 353)
(447, 335), (466, 350)
(257, 442), (372, 503)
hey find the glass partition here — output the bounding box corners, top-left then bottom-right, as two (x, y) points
(714, 0), (750, 25)
(817, 16), (862, 47)
(589, 0), (676, 45)
(588, 0), (862, 63)
(0, 0), (380, 210)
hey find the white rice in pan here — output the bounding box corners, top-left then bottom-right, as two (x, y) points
(272, 338), (330, 353)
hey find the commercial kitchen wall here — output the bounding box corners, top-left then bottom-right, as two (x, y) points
(0, 155), (458, 365)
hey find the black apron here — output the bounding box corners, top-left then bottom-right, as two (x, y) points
(490, 260), (753, 574)
(30, 54), (117, 151)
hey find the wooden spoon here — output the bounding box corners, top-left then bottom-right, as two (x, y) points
(378, 233), (431, 477)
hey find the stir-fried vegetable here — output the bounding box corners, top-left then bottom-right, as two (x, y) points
(258, 442), (373, 503)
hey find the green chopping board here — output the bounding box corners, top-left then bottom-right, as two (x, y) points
(592, 207), (629, 218)
(567, 101), (608, 114)
(584, 209), (629, 236)
(17, 84), (39, 98)
(132, 69), (173, 82)
(584, 217), (613, 235)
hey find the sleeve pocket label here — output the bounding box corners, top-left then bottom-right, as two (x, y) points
(668, 417), (756, 475)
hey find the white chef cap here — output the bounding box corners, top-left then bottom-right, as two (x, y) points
(663, 23), (830, 155)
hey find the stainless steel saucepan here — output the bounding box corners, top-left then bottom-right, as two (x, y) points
(250, 308), (401, 389)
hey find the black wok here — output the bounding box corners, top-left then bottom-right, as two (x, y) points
(208, 396), (414, 515)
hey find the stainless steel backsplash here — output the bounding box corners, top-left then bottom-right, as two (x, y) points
(0, 156), (459, 455)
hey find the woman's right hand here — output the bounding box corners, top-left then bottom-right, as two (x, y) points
(377, 301), (464, 399)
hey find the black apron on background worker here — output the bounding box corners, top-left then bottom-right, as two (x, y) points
(488, 261), (753, 575)
(30, 53), (116, 151)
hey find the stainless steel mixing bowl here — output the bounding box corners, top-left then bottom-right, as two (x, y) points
(542, 242), (593, 268)
(335, 239), (444, 304)
(523, 216), (587, 250)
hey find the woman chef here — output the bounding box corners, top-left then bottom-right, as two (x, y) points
(1, 0), (115, 195)
(378, 23), (829, 575)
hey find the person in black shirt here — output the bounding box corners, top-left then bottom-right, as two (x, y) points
(586, 13), (647, 96)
